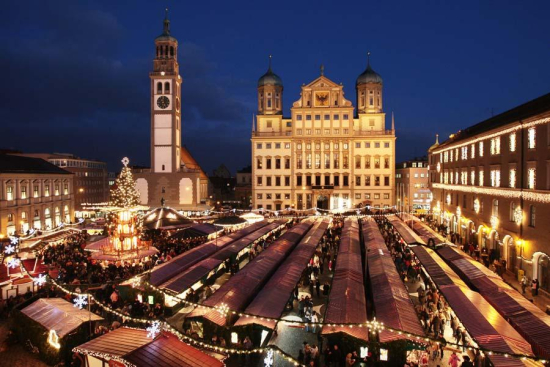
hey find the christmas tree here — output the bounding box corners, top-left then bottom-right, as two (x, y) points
(110, 157), (141, 208)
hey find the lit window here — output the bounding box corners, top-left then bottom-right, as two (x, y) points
(528, 128), (536, 149)
(509, 169), (516, 188)
(461, 146), (468, 160)
(490, 169), (500, 187)
(470, 170), (475, 185)
(257, 143), (262, 149)
(6, 186), (13, 201)
(470, 144), (475, 159)
(479, 170), (484, 186)
(528, 168), (536, 189)
(21, 186), (27, 199)
(490, 137), (500, 155)
(479, 141), (484, 157)
(509, 132), (516, 152)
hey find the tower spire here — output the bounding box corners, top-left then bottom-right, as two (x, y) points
(268, 55), (272, 71)
(392, 111), (395, 131)
(252, 114), (255, 132)
(367, 51), (371, 66)
(435, 134), (439, 144)
(163, 8), (170, 35)
(320, 64), (325, 76)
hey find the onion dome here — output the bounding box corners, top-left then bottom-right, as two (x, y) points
(258, 55), (283, 87)
(156, 9), (177, 42)
(356, 52), (383, 85)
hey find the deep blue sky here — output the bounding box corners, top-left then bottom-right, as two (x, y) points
(1, 1), (549, 174)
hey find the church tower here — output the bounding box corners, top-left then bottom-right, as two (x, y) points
(356, 52), (383, 114)
(257, 56), (283, 115)
(150, 9), (182, 173)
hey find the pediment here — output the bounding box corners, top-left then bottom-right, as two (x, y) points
(304, 76), (340, 89)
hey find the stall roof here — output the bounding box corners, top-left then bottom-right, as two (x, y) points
(388, 215), (426, 246)
(160, 221), (286, 294)
(149, 221), (269, 286)
(187, 220), (314, 327)
(322, 218), (369, 341)
(142, 207), (194, 230)
(409, 218), (448, 246)
(170, 223), (220, 240)
(363, 218), (425, 342)
(74, 328), (223, 367)
(410, 246), (536, 364)
(234, 219), (330, 329)
(21, 298), (103, 338)
(438, 246), (550, 359)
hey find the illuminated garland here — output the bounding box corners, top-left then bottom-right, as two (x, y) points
(432, 183), (550, 204)
(432, 117), (550, 154)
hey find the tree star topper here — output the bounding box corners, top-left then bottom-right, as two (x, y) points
(73, 295), (88, 309)
(121, 157), (130, 167)
(146, 321), (161, 339)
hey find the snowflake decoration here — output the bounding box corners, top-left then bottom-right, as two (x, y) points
(58, 222), (65, 228)
(78, 218), (85, 223)
(73, 295), (88, 309)
(28, 228), (35, 235)
(9, 236), (19, 246)
(264, 349), (274, 367)
(7, 258), (20, 269)
(146, 321), (161, 339)
(4, 244), (15, 255)
(121, 157), (130, 167)
(34, 274), (47, 287)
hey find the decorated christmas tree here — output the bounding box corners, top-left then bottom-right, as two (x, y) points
(110, 157), (141, 208)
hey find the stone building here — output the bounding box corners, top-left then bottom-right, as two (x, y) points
(428, 93), (550, 291)
(0, 154), (74, 236)
(133, 12), (208, 210)
(395, 157), (431, 213)
(251, 56), (396, 212)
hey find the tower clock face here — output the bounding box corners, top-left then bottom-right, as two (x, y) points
(157, 96), (170, 109)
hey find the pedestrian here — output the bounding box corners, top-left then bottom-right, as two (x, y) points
(311, 312), (319, 333)
(521, 275), (528, 294)
(461, 355), (474, 367)
(315, 279), (321, 297)
(532, 279), (538, 297)
(448, 351), (460, 367)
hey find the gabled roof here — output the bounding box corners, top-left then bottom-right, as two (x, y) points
(0, 154), (72, 175)
(180, 146), (208, 179)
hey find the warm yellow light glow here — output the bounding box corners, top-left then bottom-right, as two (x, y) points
(48, 329), (60, 349)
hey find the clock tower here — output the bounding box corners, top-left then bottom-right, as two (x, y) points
(150, 9), (182, 173)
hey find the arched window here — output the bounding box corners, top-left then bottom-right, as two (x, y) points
(21, 211), (27, 219)
(8, 213), (14, 222)
(510, 202), (516, 222)
(157, 82), (162, 94)
(492, 199), (499, 216)
(45, 208), (50, 217)
(156, 46), (159, 57)
(164, 82), (170, 94)
(159, 46), (163, 56)
(529, 205), (536, 227)
(170, 46), (174, 56)
(162, 164), (165, 171)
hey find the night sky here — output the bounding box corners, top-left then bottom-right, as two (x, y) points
(2, 1), (549, 174)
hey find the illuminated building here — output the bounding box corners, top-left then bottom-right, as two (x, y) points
(251, 56), (396, 212)
(0, 154), (74, 235)
(395, 157), (431, 213)
(428, 93), (550, 290)
(134, 11), (209, 210)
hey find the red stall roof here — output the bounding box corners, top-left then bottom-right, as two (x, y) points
(322, 218), (369, 341)
(234, 219), (330, 329)
(187, 221), (314, 327)
(388, 215), (426, 246)
(149, 221), (270, 286)
(438, 246), (550, 359)
(161, 222), (284, 294)
(363, 218), (425, 342)
(411, 246), (536, 365)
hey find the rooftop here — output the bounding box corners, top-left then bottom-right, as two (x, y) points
(0, 154), (72, 175)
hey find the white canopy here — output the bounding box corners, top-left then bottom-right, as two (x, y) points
(22, 298), (103, 338)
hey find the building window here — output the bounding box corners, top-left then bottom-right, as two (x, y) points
(365, 142), (370, 148)
(384, 142), (390, 148)
(365, 176), (371, 186)
(266, 177), (272, 186)
(285, 158), (290, 169)
(285, 176), (290, 186)
(375, 142), (380, 148)
(509, 202), (516, 222)
(275, 158), (281, 169)
(257, 193), (263, 200)
(479, 141), (484, 157)
(490, 137), (501, 155)
(296, 175), (302, 186)
(297, 155), (302, 169)
(21, 186), (27, 199)
(384, 157), (390, 169)
(528, 127), (536, 149)
(266, 158), (272, 169)
(306, 115), (311, 120)
(479, 170), (484, 186)
(266, 143), (272, 149)
(509, 169), (516, 188)
(374, 193), (380, 199)
(44, 185), (50, 197)
(492, 199), (499, 217)
(296, 115), (302, 121)
(64, 184), (68, 195)
(343, 176), (349, 186)
(528, 168), (536, 189)
(365, 193), (371, 199)
(343, 153), (349, 169)
(355, 156), (361, 169)
(297, 129), (303, 135)
(285, 143), (290, 149)
(471, 144), (475, 159)
(384, 176), (390, 186)
(315, 154), (321, 169)
(334, 176), (340, 186)
(257, 158), (262, 169)
(490, 169), (500, 187)
(374, 157), (380, 169)
(275, 177), (281, 186)
(375, 176), (380, 186)
(461, 146), (468, 160)
(333, 153), (339, 169)
(355, 142), (361, 148)
(256, 143), (262, 149)
(471, 171), (475, 186)
(355, 176), (361, 186)
(257, 177), (263, 186)
(6, 186), (13, 201)
(509, 133), (517, 152)
(529, 205), (536, 227)
(306, 153), (312, 169)
(275, 143), (281, 149)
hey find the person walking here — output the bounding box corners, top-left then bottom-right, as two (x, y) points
(448, 351), (461, 367)
(521, 275), (528, 294)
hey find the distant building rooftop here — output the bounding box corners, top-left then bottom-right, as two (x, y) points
(0, 154), (72, 175)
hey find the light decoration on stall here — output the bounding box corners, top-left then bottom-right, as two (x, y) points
(433, 182), (550, 204)
(514, 207), (523, 226)
(4, 244), (15, 255)
(215, 302), (230, 317)
(490, 216), (499, 229)
(264, 349), (274, 367)
(446, 194), (451, 205)
(433, 201), (441, 214)
(7, 258), (19, 269)
(456, 206), (461, 218)
(34, 274), (47, 287)
(48, 329), (61, 349)
(73, 295), (88, 309)
(146, 321), (161, 339)
(436, 162), (441, 172)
